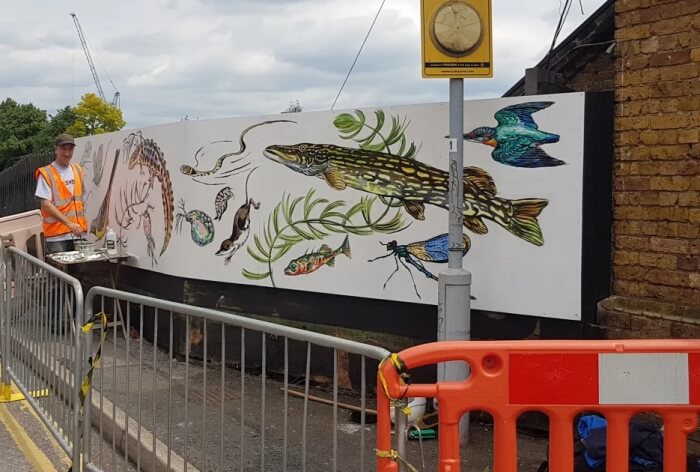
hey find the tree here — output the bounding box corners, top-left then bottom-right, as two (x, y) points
(66, 93), (125, 136)
(33, 106), (78, 152)
(0, 98), (48, 170)
(282, 99), (303, 113)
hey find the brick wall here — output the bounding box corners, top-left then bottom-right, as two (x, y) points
(565, 50), (616, 92)
(612, 0), (700, 319)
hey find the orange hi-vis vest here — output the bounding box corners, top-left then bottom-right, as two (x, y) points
(35, 163), (88, 238)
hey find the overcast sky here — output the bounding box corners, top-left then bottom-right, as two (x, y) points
(1, 0), (606, 129)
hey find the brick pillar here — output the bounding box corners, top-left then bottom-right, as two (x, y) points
(605, 0), (700, 336)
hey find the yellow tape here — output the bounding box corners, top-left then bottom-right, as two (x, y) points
(0, 383), (12, 401)
(377, 353), (410, 403)
(68, 311), (108, 472)
(375, 448), (420, 472)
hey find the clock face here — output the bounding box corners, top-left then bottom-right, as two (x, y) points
(430, 1), (483, 57)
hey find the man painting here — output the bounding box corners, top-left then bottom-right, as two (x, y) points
(34, 134), (88, 254)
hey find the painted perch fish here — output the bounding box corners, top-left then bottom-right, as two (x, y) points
(264, 143), (548, 246)
(284, 235), (352, 276)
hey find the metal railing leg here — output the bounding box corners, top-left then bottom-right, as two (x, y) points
(1, 246), (13, 401)
(395, 398), (408, 472)
(82, 298), (93, 467)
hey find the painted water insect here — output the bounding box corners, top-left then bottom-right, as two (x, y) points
(284, 235), (352, 276)
(214, 187), (234, 221)
(368, 233), (471, 299)
(80, 141), (92, 167)
(123, 131), (175, 256)
(180, 120), (296, 184)
(89, 149), (120, 240)
(463, 101), (564, 168)
(140, 204), (157, 267)
(215, 168), (260, 265)
(175, 199), (216, 247)
(92, 143), (107, 186)
(264, 143), (548, 246)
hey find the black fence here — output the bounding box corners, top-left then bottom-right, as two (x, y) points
(0, 152), (53, 218)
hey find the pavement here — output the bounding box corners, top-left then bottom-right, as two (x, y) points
(0, 389), (138, 472)
(5, 324), (550, 471)
(85, 328), (549, 471)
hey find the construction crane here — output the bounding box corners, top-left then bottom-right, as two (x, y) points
(70, 12), (120, 108)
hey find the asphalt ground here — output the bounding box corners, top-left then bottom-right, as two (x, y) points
(0, 388), (138, 472)
(84, 330), (549, 471)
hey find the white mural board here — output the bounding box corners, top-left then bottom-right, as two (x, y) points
(77, 92), (586, 320)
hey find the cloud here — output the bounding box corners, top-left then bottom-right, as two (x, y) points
(0, 0), (607, 129)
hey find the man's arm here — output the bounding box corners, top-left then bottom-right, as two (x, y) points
(39, 199), (82, 237)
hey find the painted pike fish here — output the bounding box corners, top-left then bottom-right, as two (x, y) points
(284, 235), (352, 276)
(264, 143), (548, 246)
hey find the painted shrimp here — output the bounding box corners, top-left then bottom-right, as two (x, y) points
(122, 131), (175, 257)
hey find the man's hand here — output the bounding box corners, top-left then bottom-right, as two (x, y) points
(68, 222), (83, 237)
(40, 199), (84, 237)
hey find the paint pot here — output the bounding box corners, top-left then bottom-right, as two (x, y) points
(390, 397), (427, 426)
(105, 227), (117, 256)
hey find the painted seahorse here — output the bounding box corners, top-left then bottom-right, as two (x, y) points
(123, 131), (175, 256)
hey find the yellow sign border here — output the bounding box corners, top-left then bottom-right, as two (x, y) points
(420, 0), (493, 78)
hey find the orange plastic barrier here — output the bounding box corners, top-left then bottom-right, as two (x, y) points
(376, 339), (700, 472)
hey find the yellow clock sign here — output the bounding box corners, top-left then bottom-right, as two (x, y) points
(421, 0), (493, 78)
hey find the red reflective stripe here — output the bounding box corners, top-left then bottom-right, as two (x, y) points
(508, 353), (598, 405)
(690, 353), (700, 405)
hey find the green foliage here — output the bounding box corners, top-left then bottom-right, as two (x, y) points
(334, 108), (417, 208)
(0, 98), (49, 170)
(333, 109), (417, 159)
(66, 93), (125, 136)
(33, 106), (78, 152)
(243, 188), (409, 286)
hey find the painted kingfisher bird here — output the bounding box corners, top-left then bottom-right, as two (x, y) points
(464, 101), (565, 168)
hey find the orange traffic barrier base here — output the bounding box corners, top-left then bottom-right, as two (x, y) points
(376, 339), (700, 472)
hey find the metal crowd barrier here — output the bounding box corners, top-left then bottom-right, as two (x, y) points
(1, 243), (397, 471)
(376, 339), (700, 472)
(0, 244), (84, 467)
(82, 286), (391, 472)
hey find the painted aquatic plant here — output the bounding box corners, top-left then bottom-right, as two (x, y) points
(243, 109), (419, 286)
(333, 109), (418, 159)
(242, 189), (409, 286)
(334, 109), (419, 208)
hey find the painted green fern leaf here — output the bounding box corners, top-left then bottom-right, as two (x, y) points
(333, 109), (417, 159)
(243, 188), (409, 286)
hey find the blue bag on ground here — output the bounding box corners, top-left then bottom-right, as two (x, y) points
(536, 414), (700, 471)
(577, 414), (663, 470)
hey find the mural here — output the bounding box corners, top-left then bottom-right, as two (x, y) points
(88, 149), (120, 239)
(117, 131), (175, 263)
(368, 233), (471, 300)
(214, 168), (261, 266)
(179, 120), (294, 185)
(284, 235), (352, 276)
(77, 93), (589, 320)
(213, 187), (234, 221)
(175, 199), (216, 247)
(463, 102), (565, 168)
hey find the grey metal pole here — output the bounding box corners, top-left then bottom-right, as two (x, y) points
(437, 78), (472, 444)
(0, 243), (10, 400)
(395, 399), (408, 472)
